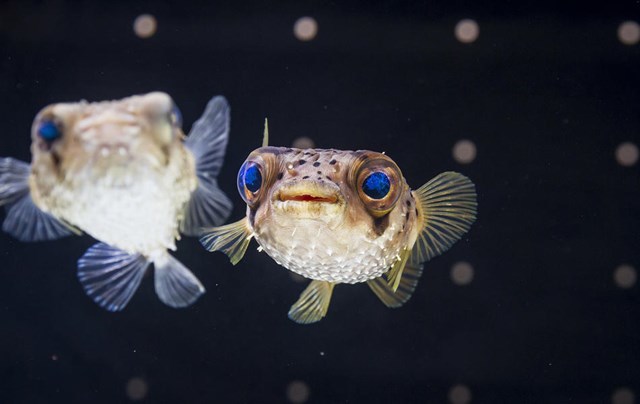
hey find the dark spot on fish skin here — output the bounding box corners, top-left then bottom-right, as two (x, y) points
(317, 171), (322, 175)
(298, 159), (306, 165)
(286, 148), (293, 152)
(372, 214), (390, 236)
(303, 175), (310, 179)
(415, 207), (419, 217)
(329, 159), (337, 165)
(313, 162), (321, 167)
(304, 151), (312, 155)
(325, 176), (332, 181)
(51, 150), (61, 168)
(277, 172), (283, 180)
(406, 200), (411, 207)
(317, 177), (322, 180)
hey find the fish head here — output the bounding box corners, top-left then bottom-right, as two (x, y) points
(30, 92), (184, 188)
(238, 146), (412, 239)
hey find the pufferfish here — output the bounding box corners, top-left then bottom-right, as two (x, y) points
(0, 92), (232, 311)
(201, 124), (477, 324)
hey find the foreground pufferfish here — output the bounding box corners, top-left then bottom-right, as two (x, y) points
(201, 126), (477, 324)
(0, 92), (232, 311)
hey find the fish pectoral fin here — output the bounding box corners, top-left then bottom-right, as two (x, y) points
(0, 157), (80, 242)
(288, 280), (335, 324)
(154, 254), (205, 308)
(368, 260), (424, 308)
(385, 247), (411, 292)
(77, 243), (149, 311)
(411, 171), (477, 264)
(200, 218), (253, 265)
(180, 96), (233, 236)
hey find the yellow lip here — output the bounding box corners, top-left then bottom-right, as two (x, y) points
(275, 181), (341, 204)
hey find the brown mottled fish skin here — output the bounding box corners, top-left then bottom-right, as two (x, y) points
(244, 147), (421, 284)
(29, 92), (196, 258)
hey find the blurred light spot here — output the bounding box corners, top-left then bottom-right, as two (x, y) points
(133, 14), (157, 39)
(618, 21), (640, 45)
(612, 387), (635, 404)
(455, 19), (479, 43)
(614, 265), (637, 289)
(292, 136), (315, 149)
(615, 142), (639, 167)
(453, 139), (477, 164)
(289, 272), (307, 283)
(126, 377), (148, 401)
(449, 384), (472, 404)
(294, 17), (318, 41)
(451, 261), (474, 285)
(51, 354), (58, 361)
(286, 380), (310, 403)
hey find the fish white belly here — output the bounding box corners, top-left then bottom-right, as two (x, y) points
(54, 175), (191, 257)
(254, 220), (403, 284)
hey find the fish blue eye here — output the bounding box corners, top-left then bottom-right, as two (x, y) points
(37, 120), (61, 141)
(244, 164), (262, 193)
(362, 172), (390, 199)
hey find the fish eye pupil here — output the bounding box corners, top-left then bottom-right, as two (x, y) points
(244, 164), (262, 193)
(37, 120), (61, 141)
(362, 172), (390, 199)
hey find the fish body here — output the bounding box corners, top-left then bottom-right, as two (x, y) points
(245, 147), (420, 284)
(0, 92), (233, 310)
(201, 126), (477, 324)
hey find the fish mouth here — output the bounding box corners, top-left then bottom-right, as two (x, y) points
(275, 181), (341, 204)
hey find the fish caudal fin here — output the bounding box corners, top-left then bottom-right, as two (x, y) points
(154, 254), (205, 308)
(410, 171), (477, 264)
(288, 280), (335, 324)
(0, 157), (79, 242)
(180, 96), (233, 236)
(200, 218), (253, 265)
(368, 261), (424, 308)
(77, 243), (149, 311)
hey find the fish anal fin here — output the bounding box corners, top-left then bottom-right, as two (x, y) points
(288, 280), (335, 324)
(368, 260), (424, 308)
(411, 171), (477, 264)
(199, 218), (253, 265)
(154, 254), (205, 308)
(77, 243), (149, 311)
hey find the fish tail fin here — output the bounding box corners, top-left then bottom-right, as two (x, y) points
(288, 280), (335, 324)
(180, 96), (233, 236)
(410, 171), (477, 264)
(200, 218), (253, 265)
(153, 253), (205, 308)
(368, 260), (424, 308)
(0, 157), (79, 241)
(77, 243), (150, 311)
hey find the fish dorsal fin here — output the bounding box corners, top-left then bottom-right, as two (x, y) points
(262, 118), (269, 147)
(200, 218), (253, 265)
(288, 280), (335, 324)
(368, 260), (424, 308)
(154, 253), (205, 308)
(180, 96), (233, 236)
(0, 157), (80, 241)
(410, 171), (477, 264)
(77, 242), (149, 311)
(385, 247), (412, 292)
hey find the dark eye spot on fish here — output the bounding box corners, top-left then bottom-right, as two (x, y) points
(372, 214), (390, 236)
(277, 172), (283, 180)
(329, 159), (337, 165)
(313, 162), (321, 167)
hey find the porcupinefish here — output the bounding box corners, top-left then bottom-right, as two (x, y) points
(0, 92), (232, 311)
(201, 123), (476, 324)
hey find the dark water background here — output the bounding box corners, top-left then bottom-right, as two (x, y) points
(1, 1), (639, 403)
